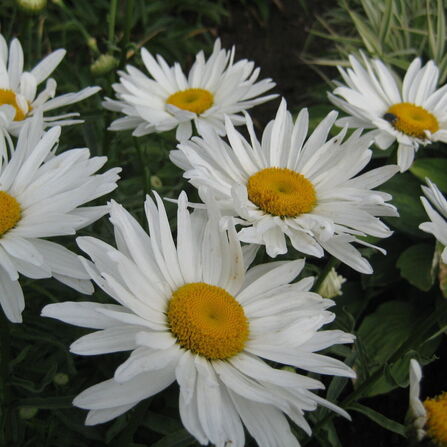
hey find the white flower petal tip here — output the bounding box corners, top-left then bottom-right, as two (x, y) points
(172, 101), (395, 272)
(0, 117), (120, 321)
(419, 179), (447, 252)
(329, 54), (447, 171)
(104, 39), (276, 141)
(48, 191), (354, 446)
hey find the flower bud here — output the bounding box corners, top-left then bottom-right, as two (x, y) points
(90, 54), (119, 76)
(53, 372), (69, 386)
(318, 268), (346, 299)
(150, 175), (163, 189)
(16, 0), (47, 13)
(19, 407), (38, 419)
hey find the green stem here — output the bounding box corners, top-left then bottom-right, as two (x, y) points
(108, 0), (119, 51)
(133, 138), (150, 197)
(54, 0), (100, 55)
(26, 16), (33, 66)
(312, 256), (339, 293)
(121, 0), (135, 65)
(0, 312), (11, 446)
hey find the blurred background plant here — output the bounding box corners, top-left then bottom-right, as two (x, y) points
(303, 0), (447, 83)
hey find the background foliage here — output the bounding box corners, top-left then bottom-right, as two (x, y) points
(0, 0), (446, 446)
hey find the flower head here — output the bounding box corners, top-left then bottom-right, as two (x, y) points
(419, 179), (447, 263)
(103, 39), (277, 141)
(0, 113), (120, 322)
(42, 192), (355, 446)
(0, 33), (100, 136)
(171, 99), (398, 273)
(329, 54), (447, 172)
(408, 359), (447, 445)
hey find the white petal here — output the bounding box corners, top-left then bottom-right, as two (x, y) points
(0, 267), (24, 323)
(70, 326), (141, 355)
(74, 369), (175, 410)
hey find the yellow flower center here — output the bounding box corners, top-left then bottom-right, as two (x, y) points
(247, 167), (317, 217)
(0, 89), (27, 121)
(167, 282), (249, 360)
(166, 88), (214, 115)
(424, 392), (447, 445)
(385, 103), (439, 139)
(0, 191), (21, 236)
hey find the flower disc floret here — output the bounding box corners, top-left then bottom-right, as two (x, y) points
(0, 89), (27, 121)
(167, 282), (249, 360)
(424, 392), (447, 445)
(386, 103), (439, 139)
(167, 88), (214, 115)
(247, 167), (317, 217)
(0, 191), (21, 236)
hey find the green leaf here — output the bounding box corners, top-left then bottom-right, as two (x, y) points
(15, 396), (75, 409)
(362, 237), (408, 288)
(435, 0), (446, 60)
(150, 429), (196, 447)
(347, 403), (407, 437)
(397, 243), (435, 291)
(381, 172), (428, 237)
(410, 158), (447, 193)
(379, 0), (394, 44)
(143, 411), (183, 435)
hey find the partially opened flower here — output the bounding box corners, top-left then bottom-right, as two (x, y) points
(103, 39), (277, 141)
(42, 192), (355, 447)
(0, 113), (120, 322)
(171, 99), (398, 273)
(408, 359), (447, 444)
(420, 179), (447, 262)
(0, 33), (100, 136)
(318, 268), (346, 299)
(329, 54), (447, 172)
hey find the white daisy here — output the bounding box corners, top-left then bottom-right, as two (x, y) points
(103, 39), (277, 141)
(0, 112), (120, 322)
(42, 192), (355, 447)
(408, 359), (427, 441)
(0, 33), (100, 136)
(170, 99), (398, 274)
(408, 359), (447, 444)
(419, 179), (447, 262)
(329, 54), (447, 172)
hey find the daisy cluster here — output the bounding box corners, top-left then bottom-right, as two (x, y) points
(1, 30), (447, 447)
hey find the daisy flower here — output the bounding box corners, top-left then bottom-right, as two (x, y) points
(0, 33), (100, 136)
(408, 359), (447, 444)
(171, 99), (398, 274)
(0, 112), (120, 322)
(103, 39), (277, 141)
(329, 54), (447, 172)
(419, 179), (447, 262)
(42, 192), (355, 447)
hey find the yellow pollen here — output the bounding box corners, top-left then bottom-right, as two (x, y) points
(0, 191), (21, 236)
(0, 89), (28, 121)
(386, 102), (439, 139)
(247, 167), (317, 217)
(424, 392), (447, 445)
(166, 88), (213, 115)
(167, 282), (249, 360)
